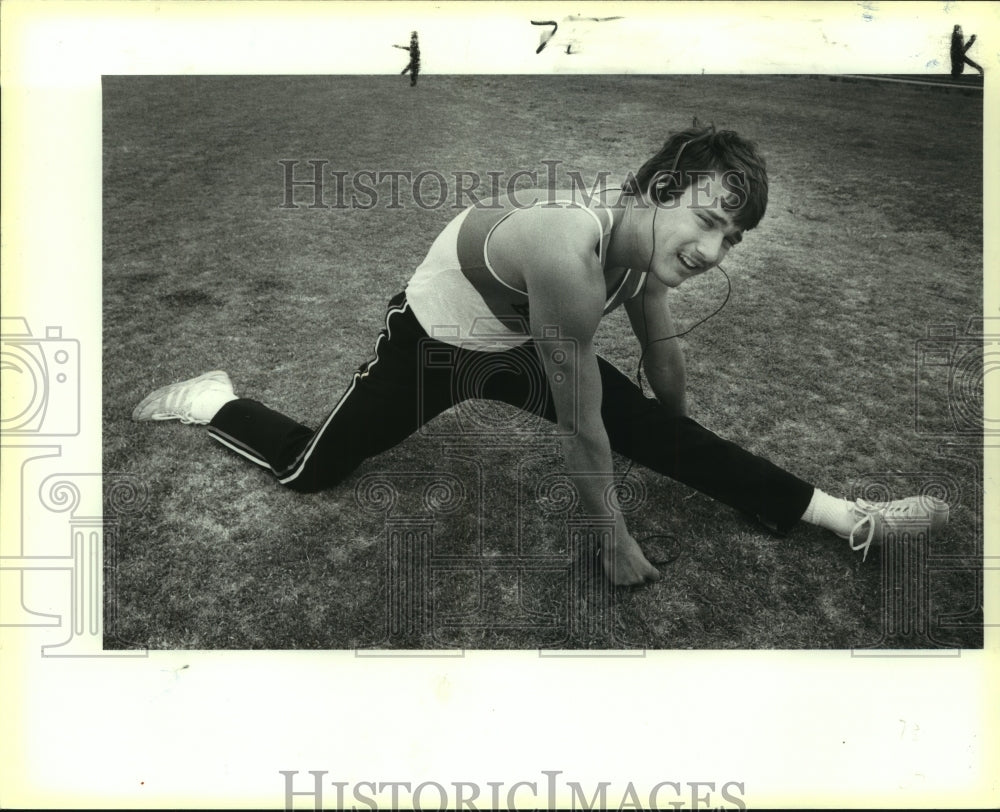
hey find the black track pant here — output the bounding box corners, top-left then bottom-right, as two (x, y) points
(208, 292), (814, 533)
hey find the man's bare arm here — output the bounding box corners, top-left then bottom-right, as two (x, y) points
(624, 274), (687, 417)
(491, 206), (660, 585)
(526, 246), (614, 518)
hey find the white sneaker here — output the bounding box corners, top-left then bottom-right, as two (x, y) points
(132, 370), (235, 425)
(847, 495), (950, 562)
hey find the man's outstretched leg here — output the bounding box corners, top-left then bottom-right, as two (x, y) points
(131, 367), (366, 491)
(591, 355), (949, 560)
(477, 343), (951, 562)
(132, 292), (459, 492)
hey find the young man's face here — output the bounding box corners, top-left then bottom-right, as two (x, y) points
(646, 176), (744, 288)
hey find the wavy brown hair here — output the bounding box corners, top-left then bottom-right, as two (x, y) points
(623, 119), (769, 231)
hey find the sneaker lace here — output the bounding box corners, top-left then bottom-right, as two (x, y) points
(848, 499), (925, 562)
(847, 512), (876, 562)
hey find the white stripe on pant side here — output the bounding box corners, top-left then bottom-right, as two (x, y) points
(209, 428), (273, 469)
(277, 301), (410, 485)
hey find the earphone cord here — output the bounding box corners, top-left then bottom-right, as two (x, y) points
(619, 200), (732, 487)
(635, 263), (731, 391)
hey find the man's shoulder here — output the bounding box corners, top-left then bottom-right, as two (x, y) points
(512, 199), (599, 232)
(497, 193), (609, 251)
(490, 205), (603, 280)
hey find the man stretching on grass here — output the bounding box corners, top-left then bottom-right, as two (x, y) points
(133, 122), (949, 586)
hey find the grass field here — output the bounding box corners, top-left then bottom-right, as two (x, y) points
(103, 75), (983, 650)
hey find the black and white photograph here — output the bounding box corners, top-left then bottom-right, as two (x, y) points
(2, 1), (997, 809)
(107, 71), (983, 652)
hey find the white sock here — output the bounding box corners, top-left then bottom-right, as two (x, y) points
(193, 390), (238, 423)
(801, 489), (857, 538)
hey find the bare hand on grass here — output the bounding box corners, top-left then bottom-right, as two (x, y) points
(602, 532), (662, 586)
